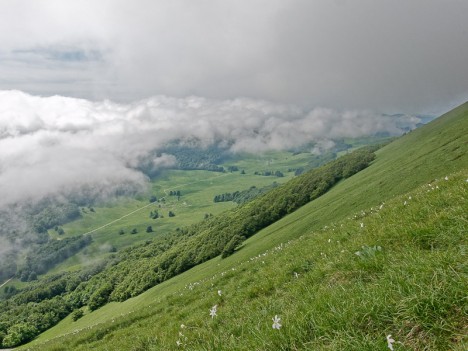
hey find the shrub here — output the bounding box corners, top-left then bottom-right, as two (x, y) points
(71, 309), (84, 321)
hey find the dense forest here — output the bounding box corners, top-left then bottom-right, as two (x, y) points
(0, 146), (378, 348)
(17, 235), (92, 282)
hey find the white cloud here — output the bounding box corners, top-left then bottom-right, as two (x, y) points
(0, 90), (424, 208)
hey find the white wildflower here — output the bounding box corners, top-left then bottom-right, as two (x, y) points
(444, 176), (448, 180)
(176, 340), (182, 347)
(404, 201), (407, 205)
(360, 222), (364, 228)
(386, 334), (395, 350)
(272, 315), (282, 329)
(209, 305), (218, 318)
(218, 290), (222, 296)
(293, 272), (299, 279)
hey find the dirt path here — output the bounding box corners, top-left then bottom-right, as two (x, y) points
(82, 200), (159, 235)
(0, 277), (12, 289)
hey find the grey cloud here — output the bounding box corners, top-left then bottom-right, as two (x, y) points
(0, 1), (466, 112)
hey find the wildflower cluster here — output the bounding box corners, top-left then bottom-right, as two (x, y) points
(354, 245), (382, 260)
(386, 334), (395, 350)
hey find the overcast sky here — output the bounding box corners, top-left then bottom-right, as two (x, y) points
(0, 0), (467, 211)
(0, 0), (467, 114)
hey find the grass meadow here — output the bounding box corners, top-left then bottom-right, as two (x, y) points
(22, 172), (467, 350)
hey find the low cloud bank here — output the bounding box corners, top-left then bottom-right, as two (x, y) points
(0, 90), (424, 208)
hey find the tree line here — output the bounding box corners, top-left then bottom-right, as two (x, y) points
(213, 183), (279, 204)
(253, 170), (284, 177)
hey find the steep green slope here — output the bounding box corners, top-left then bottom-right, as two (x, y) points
(23, 170), (467, 351)
(13, 102), (468, 349)
(245, 101), (468, 245)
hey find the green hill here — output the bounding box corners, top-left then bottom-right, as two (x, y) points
(11, 102), (468, 350)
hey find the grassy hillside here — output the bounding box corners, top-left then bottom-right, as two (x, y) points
(10, 104), (468, 350)
(22, 171), (467, 351)
(256, 101), (468, 240)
